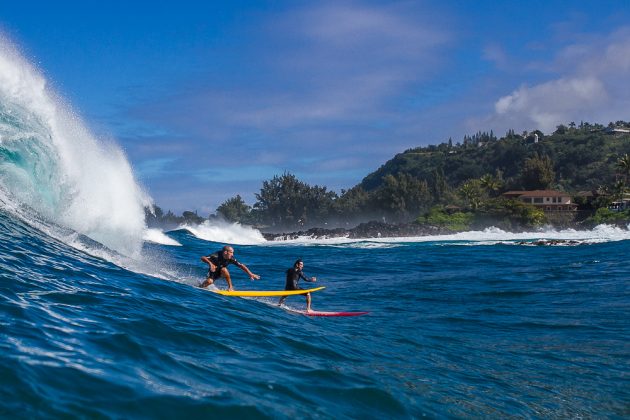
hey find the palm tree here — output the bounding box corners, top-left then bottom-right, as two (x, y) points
(611, 180), (626, 202)
(457, 180), (483, 210)
(617, 154), (630, 184)
(479, 174), (502, 197)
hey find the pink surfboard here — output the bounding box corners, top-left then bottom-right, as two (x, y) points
(293, 310), (369, 317)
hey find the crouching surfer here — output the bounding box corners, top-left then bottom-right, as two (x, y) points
(278, 259), (316, 312)
(200, 245), (259, 291)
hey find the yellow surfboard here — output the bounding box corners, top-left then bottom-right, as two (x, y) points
(212, 286), (325, 297)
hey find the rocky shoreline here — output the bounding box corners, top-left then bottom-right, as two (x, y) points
(262, 221), (454, 241)
(261, 219), (628, 243)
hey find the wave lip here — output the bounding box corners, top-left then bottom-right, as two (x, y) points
(0, 35), (151, 257)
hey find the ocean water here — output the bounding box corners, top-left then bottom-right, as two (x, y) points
(1, 34), (629, 418)
(1, 211), (629, 418)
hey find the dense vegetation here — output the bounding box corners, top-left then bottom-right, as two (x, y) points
(148, 121), (630, 231)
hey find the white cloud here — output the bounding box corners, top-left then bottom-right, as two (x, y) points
(494, 77), (608, 131)
(479, 26), (630, 134)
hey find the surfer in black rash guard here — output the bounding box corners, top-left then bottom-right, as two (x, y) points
(279, 259), (316, 312)
(199, 245), (260, 291)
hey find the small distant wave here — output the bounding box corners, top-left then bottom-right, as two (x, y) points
(403, 225), (630, 244)
(269, 237), (403, 249)
(143, 229), (181, 246)
(180, 220), (266, 245)
(262, 233), (432, 246)
(264, 224), (630, 247)
(432, 224), (630, 245)
(332, 242), (403, 249)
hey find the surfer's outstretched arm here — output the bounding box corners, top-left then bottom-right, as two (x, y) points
(238, 263), (260, 280)
(299, 271), (316, 282)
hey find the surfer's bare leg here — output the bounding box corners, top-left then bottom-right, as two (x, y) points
(306, 292), (312, 312)
(221, 268), (234, 291)
(200, 277), (214, 288)
(200, 260), (217, 288)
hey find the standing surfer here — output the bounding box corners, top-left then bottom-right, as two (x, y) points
(200, 245), (259, 291)
(279, 259), (317, 312)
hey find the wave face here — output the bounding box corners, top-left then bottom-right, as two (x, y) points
(0, 36), (150, 257)
(2, 207), (629, 418)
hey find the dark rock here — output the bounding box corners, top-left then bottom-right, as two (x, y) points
(263, 220), (451, 241)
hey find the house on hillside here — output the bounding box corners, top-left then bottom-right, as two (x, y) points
(608, 200), (630, 212)
(604, 126), (630, 136)
(608, 193), (630, 212)
(502, 190), (578, 211)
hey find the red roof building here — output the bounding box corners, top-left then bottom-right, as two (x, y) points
(501, 190), (578, 211)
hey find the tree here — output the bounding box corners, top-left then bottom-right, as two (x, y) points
(253, 172), (337, 228)
(418, 206), (473, 231)
(554, 124), (568, 135)
(617, 153), (630, 184)
(610, 180), (626, 202)
(300, 184), (338, 225)
(520, 154), (555, 190)
(335, 186), (371, 219)
(254, 172), (306, 227)
(217, 195), (252, 223)
(479, 173), (502, 197)
(457, 179), (484, 210)
(182, 211), (204, 225)
(431, 168), (451, 203)
(372, 173), (431, 221)
(144, 205), (164, 227)
(482, 198), (546, 227)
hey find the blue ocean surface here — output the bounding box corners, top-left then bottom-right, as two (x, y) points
(1, 210), (629, 418)
(1, 38), (629, 418)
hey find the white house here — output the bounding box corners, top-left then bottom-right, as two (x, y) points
(502, 190), (578, 211)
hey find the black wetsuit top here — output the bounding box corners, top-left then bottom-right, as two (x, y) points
(206, 251), (243, 279)
(285, 268), (314, 290)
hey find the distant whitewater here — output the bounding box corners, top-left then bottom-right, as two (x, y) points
(0, 35), (151, 257)
(145, 219), (630, 249)
(180, 220), (266, 245)
(259, 224), (630, 245)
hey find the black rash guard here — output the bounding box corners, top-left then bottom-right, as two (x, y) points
(206, 251), (243, 279)
(284, 267), (314, 290)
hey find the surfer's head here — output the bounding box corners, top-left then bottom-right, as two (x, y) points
(294, 259), (303, 269)
(222, 245), (234, 258)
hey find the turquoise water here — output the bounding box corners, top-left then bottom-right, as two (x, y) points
(1, 211), (628, 418)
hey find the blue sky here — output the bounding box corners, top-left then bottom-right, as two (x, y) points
(2, 1), (629, 214)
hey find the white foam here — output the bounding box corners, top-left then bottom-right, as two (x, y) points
(0, 35), (151, 257)
(143, 229), (182, 246)
(265, 225), (630, 246)
(182, 220), (266, 245)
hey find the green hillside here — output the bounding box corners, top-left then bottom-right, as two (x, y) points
(360, 123), (630, 194)
(151, 121), (630, 230)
